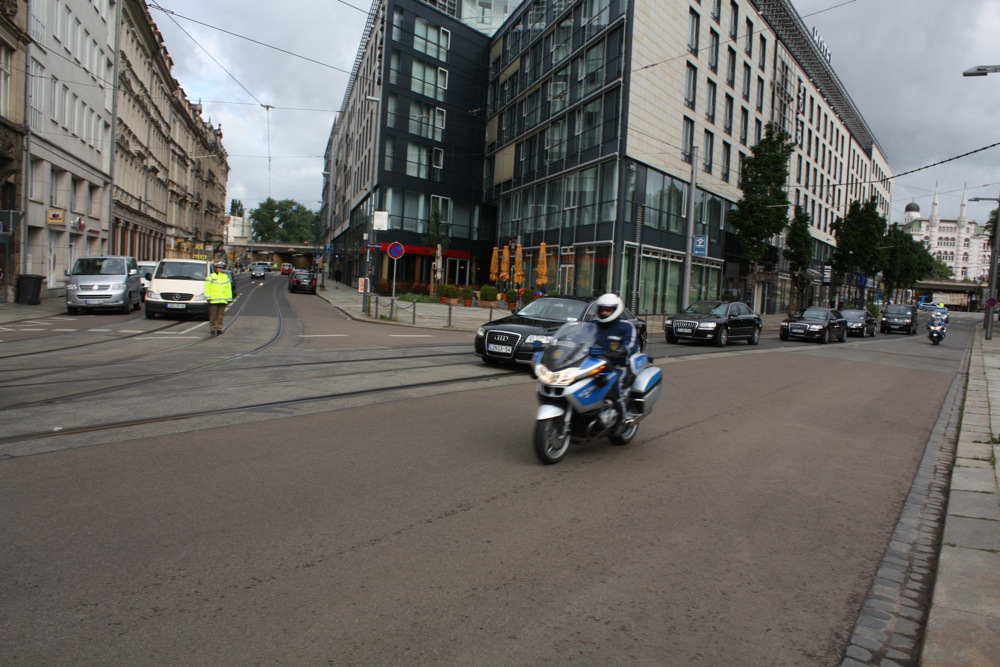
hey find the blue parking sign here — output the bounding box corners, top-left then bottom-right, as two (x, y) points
(693, 235), (707, 257)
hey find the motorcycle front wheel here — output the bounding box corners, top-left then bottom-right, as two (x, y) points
(534, 417), (570, 464)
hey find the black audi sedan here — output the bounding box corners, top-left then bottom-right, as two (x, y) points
(779, 307), (848, 343)
(880, 304), (919, 334)
(664, 300), (762, 346)
(474, 296), (647, 365)
(841, 308), (877, 337)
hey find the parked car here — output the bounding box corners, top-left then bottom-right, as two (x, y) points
(664, 300), (762, 346)
(779, 307), (848, 343)
(250, 264), (267, 280)
(880, 304), (919, 335)
(288, 269), (317, 294)
(841, 308), (877, 337)
(474, 296), (647, 365)
(65, 255), (142, 315)
(280, 262), (294, 275)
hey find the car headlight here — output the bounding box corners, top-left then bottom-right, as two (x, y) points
(146, 291), (159, 300)
(109, 283), (126, 290)
(194, 292), (207, 301)
(476, 327), (485, 337)
(663, 318), (673, 328)
(697, 322), (717, 330)
(780, 321), (788, 328)
(525, 333), (553, 346)
(66, 283), (78, 290)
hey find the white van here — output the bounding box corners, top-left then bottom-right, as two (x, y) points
(65, 255), (141, 315)
(143, 259), (214, 320)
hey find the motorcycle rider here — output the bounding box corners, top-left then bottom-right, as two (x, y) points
(592, 293), (640, 430)
(927, 310), (947, 337)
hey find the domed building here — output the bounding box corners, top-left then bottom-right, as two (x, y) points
(900, 193), (991, 281)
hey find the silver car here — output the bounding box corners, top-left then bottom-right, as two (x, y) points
(65, 255), (141, 315)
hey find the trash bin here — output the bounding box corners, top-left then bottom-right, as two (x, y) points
(16, 274), (45, 305)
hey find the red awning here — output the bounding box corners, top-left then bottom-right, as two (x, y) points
(373, 243), (470, 259)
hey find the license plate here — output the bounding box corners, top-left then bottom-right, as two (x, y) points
(676, 327), (693, 333)
(85, 299), (101, 305)
(166, 303), (187, 309)
(487, 343), (513, 354)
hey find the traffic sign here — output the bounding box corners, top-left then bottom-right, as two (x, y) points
(987, 297), (997, 308)
(387, 242), (405, 260)
(693, 235), (707, 257)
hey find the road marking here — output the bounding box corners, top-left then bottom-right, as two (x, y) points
(142, 336), (202, 339)
(90, 328), (112, 332)
(52, 328), (78, 332)
(15, 328), (45, 331)
(389, 334), (434, 337)
(120, 329), (143, 333)
(299, 334), (348, 337)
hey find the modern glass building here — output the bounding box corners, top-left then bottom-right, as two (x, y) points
(325, 0), (892, 315)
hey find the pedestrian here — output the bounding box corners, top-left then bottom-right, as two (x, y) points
(334, 268), (342, 288)
(205, 261), (233, 336)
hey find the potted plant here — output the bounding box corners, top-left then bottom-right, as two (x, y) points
(461, 286), (474, 307)
(505, 289), (519, 311)
(479, 284), (499, 308)
(522, 291), (536, 306)
(440, 284), (459, 304)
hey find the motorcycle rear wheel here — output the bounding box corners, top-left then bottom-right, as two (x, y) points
(534, 417), (570, 464)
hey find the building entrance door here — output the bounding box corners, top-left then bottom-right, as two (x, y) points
(559, 264), (574, 295)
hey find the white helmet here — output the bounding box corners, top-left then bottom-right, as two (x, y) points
(594, 293), (624, 323)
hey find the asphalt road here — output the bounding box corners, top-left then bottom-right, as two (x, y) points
(0, 278), (971, 665)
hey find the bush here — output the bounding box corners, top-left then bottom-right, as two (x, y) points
(505, 289), (518, 303)
(461, 287), (474, 301)
(441, 284), (458, 298)
(479, 285), (498, 301)
(522, 291), (536, 305)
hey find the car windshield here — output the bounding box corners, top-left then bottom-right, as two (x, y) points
(885, 305), (912, 315)
(156, 262), (206, 280)
(841, 310), (866, 319)
(71, 258), (125, 276)
(538, 321), (598, 371)
(683, 301), (725, 315)
(515, 298), (588, 322)
(791, 308), (829, 320)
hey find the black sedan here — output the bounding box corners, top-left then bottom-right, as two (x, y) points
(250, 264), (267, 280)
(288, 270), (317, 294)
(474, 296), (647, 365)
(841, 308), (876, 337)
(880, 304), (919, 335)
(664, 300), (762, 346)
(779, 307), (847, 343)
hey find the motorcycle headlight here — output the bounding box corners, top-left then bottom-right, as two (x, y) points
(535, 361), (606, 386)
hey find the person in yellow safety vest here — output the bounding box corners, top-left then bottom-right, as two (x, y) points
(205, 262), (233, 336)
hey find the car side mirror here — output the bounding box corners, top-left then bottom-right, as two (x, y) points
(145, 273), (152, 281)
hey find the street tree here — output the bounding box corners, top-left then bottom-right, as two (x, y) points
(249, 198), (320, 245)
(422, 202), (450, 297)
(783, 205), (814, 309)
(881, 225), (935, 302)
(831, 198), (886, 308)
(727, 123), (796, 300)
(229, 200), (245, 217)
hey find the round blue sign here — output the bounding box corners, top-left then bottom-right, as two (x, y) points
(387, 242), (405, 260)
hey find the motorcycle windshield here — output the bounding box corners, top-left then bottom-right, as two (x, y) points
(539, 321), (598, 371)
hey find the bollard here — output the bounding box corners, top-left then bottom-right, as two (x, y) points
(412, 300), (417, 324)
(446, 302), (453, 328)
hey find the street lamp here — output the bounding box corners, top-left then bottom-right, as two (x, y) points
(964, 63), (1000, 338)
(362, 95), (382, 315)
(970, 193), (1000, 340)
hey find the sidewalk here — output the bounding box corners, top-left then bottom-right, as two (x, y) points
(2, 289), (998, 664)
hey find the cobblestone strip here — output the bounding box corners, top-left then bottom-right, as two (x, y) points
(840, 343), (969, 667)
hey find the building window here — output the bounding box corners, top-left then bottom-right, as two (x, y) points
(708, 29), (719, 72)
(759, 35), (767, 69)
(685, 63), (697, 110)
(705, 79), (717, 123)
(729, 1), (739, 39)
(744, 18), (753, 55)
(688, 9), (700, 55)
(703, 130), (714, 173)
(726, 47), (736, 87)
(552, 17), (572, 65)
(742, 63), (751, 100)
(682, 117), (695, 163)
(756, 75), (764, 112)
(739, 107), (748, 145)
(549, 66), (569, 112)
(721, 141), (731, 181)
(711, 0), (721, 22)
(723, 94), (733, 134)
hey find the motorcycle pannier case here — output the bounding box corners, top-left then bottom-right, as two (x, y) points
(629, 366), (663, 415)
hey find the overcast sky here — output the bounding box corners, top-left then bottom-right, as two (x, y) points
(150, 0), (1000, 225)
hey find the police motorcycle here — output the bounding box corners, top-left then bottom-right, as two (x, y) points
(530, 321), (663, 464)
(927, 315), (946, 345)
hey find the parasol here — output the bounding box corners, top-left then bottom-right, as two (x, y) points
(513, 244), (524, 286)
(489, 247), (499, 282)
(500, 245), (510, 282)
(536, 242), (548, 288)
